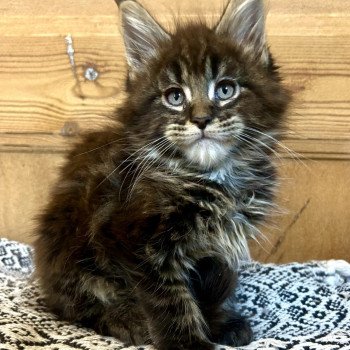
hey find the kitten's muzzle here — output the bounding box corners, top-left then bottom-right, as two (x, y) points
(190, 115), (213, 130)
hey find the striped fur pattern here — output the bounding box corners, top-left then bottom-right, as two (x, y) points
(34, 0), (291, 349)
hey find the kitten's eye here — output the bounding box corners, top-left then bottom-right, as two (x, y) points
(165, 89), (185, 107)
(215, 80), (239, 102)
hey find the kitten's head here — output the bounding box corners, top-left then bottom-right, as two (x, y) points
(116, 0), (290, 170)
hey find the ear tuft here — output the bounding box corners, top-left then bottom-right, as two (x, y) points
(118, 1), (170, 71)
(114, 0), (130, 7)
(216, 0), (268, 64)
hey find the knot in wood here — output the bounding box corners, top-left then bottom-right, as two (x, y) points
(61, 121), (79, 137)
(84, 67), (99, 81)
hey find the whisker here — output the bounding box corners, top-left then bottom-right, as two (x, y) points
(118, 139), (170, 200)
(95, 136), (168, 189)
(126, 141), (169, 188)
(119, 139), (169, 175)
(74, 138), (129, 157)
(235, 135), (273, 162)
(240, 133), (283, 161)
(126, 141), (175, 201)
(244, 126), (312, 171)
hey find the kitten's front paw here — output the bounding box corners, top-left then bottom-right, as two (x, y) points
(108, 322), (149, 346)
(216, 317), (253, 347)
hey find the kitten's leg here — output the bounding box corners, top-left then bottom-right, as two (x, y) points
(135, 265), (215, 350)
(189, 257), (253, 347)
(97, 300), (150, 345)
(209, 310), (253, 347)
(77, 278), (150, 345)
(43, 272), (149, 346)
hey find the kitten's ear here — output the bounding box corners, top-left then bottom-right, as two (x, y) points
(117, 0), (170, 71)
(216, 0), (268, 64)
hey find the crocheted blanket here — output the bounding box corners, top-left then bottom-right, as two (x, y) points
(1, 238), (350, 350)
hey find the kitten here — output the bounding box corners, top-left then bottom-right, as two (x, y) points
(34, 0), (290, 349)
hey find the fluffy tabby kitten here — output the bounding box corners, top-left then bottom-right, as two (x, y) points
(34, 0), (290, 349)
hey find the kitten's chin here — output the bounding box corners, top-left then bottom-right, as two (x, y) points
(183, 139), (231, 170)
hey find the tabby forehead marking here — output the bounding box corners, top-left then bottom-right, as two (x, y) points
(183, 86), (192, 102)
(208, 80), (216, 101)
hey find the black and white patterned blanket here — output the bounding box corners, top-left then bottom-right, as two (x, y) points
(1, 238), (350, 350)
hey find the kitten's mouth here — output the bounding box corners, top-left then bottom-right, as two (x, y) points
(200, 130), (210, 139)
(196, 130), (220, 143)
(190, 132), (215, 146)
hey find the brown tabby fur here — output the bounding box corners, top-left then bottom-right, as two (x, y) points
(34, 0), (291, 349)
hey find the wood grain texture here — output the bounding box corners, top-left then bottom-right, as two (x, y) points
(250, 159), (350, 263)
(0, 0), (349, 157)
(0, 153), (63, 243)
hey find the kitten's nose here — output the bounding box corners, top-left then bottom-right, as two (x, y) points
(191, 115), (213, 130)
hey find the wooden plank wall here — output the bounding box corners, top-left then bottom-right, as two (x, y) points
(0, 0), (349, 262)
